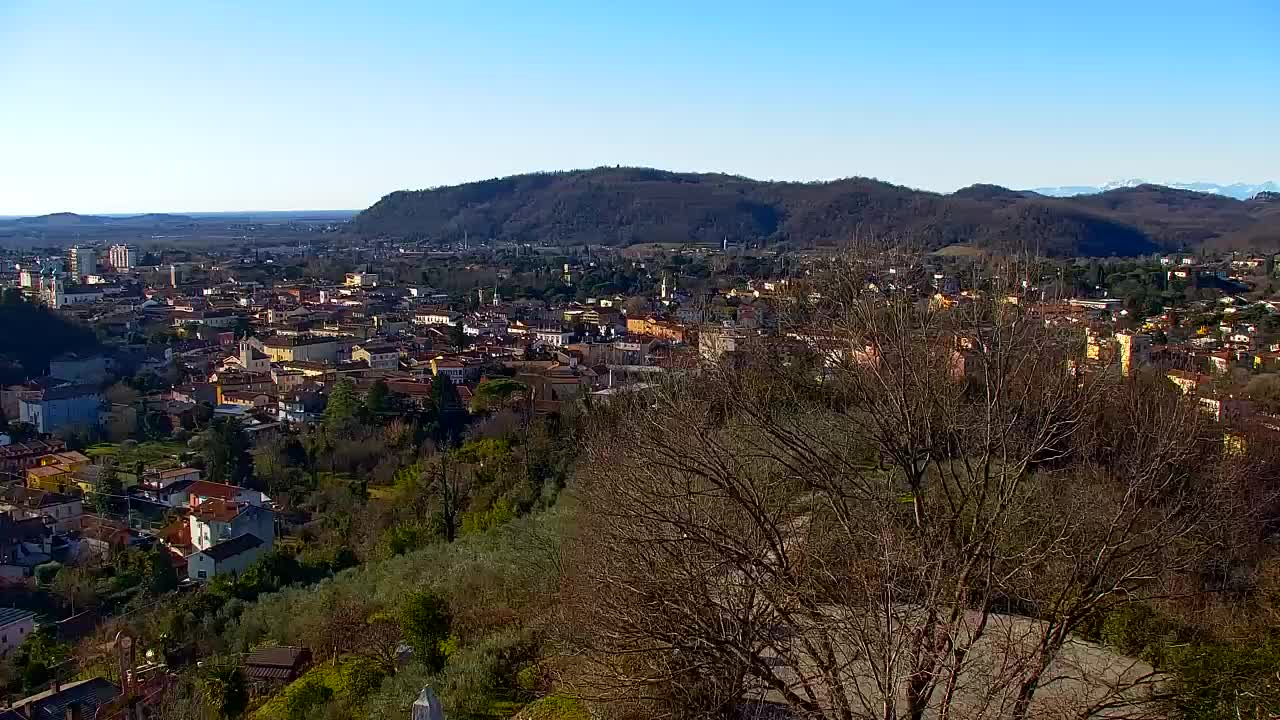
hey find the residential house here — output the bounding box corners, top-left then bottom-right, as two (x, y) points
(221, 390), (276, 410)
(1207, 351), (1233, 374)
(189, 499), (274, 551)
(0, 440), (66, 475)
(508, 361), (598, 408)
(271, 368), (306, 390)
(278, 390), (326, 424)
(1167, 370), (1211, 395)
(186, 498), (273, 581)
(611, 336), (662, 365)
(18, 385), (102, 434)
(24, 452), (90, 493)
(213, 374), (275, 404)
(0, 608), (36, 655)
(170, 383), (218, 406)
(186, 480), (269, 509)
(430, 356), (481, 385)
(1198, 395), (1254, 423)
(383, 381), (437, 409)
(2, 378), (71, 420)
(352, 343), (400, 370)
(80, 515), (153, 558)
(48, 353), (110, 384)
(187, 533), (267, 581)
(0, 487), (83, 532)
(0, 514), (51, 581)
(100, 403), (139, 442)
(699, 325), (749, 363)
(139, 468), (201, 507)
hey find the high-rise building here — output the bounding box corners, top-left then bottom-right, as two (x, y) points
(107, 244), (137, 270)
(1115, 331), (1152, 378)
(68, 246), (96, 278)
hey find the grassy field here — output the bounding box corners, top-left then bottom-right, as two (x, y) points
(931, 244), (987, 257)
(85, 440), (189, 468)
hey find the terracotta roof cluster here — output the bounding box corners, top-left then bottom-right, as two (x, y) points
(190, 497), (242, 523)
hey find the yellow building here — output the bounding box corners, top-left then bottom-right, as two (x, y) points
(26, 464), (73, 492)
(25, 452), (88, 492)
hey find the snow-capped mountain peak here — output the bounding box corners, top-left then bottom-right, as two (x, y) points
(1032, 180), (1279, 200)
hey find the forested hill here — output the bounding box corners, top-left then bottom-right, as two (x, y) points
(355, 168), (1280, 256)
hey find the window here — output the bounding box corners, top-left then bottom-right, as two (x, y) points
(197, 570), (207, 579)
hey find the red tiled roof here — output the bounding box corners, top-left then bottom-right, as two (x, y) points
(187, 480), (240, 501)
(191, 498), (241, 522)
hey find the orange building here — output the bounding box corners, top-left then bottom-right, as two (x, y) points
(625, 316), (688, 343)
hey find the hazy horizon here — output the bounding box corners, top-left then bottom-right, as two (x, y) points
(3, 0), (1277, 215)
(1, 170), (1278, 219)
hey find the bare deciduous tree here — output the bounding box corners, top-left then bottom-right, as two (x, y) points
(557, 268), (1270, 720)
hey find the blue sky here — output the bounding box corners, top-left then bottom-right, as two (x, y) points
(1, 0), (1276, 214)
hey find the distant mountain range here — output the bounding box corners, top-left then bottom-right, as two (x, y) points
(0, 210), (357, 248)
(1, 210), (357, 227)
(9, 212), (196, 227)
(1032, 180), (1279, 201)
(356, 168), (1280, 257)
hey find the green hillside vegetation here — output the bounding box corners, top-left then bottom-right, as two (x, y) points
(0, 292), (100, 380)
(355, 168), (1280, 256)
(224, 511), (562, 720)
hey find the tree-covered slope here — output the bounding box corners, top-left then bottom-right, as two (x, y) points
(355, 167), (1276, 256)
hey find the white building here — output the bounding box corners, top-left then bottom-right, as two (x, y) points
(0, 608), (36, 655)
(239, 339), (272, 373)
(186, 498), (274, 581)
(139, 467), (202, 507)
(187, 533), (268, 581)
(534, 328), (573, 348)
(189, 500), (274, 551)
(413, 310), (461, 326)
(45, 277), (104, 309)
(107, 244), (138, 270)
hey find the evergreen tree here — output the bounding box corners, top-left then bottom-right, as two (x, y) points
(430, 373), (460, 411)
(400, 590), (452, 672)
(449, 320), (467, 351)
(428, 374), (466, 447)
(364, 378), (391, 416)
(202, 418), (253, 487)
(200, 662), (249, 719)
(324, 376), (358, 429)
